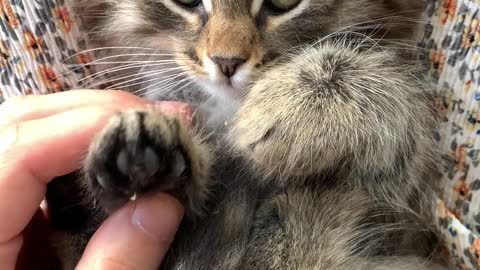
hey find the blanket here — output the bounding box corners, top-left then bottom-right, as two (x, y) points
(421, 0), (480, 268)
(0, 0), (92, 101)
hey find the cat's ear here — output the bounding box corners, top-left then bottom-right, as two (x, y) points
(70, 0), (114, 32)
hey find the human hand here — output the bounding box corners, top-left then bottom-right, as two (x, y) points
(0, 90), (189, 270)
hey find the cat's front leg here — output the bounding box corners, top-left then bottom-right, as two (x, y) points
(84, 109), (212, 216)
(47, 109), (213, 269)
(229, 42), (434, 181)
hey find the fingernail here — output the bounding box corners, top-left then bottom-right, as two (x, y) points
(152, 101), (193, 128)
(131, 193), (184, 243)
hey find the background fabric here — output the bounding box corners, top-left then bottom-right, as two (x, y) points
(0, 0), (93, 102)
(420, 0), (480, 268)
(1, 0), (480, 269)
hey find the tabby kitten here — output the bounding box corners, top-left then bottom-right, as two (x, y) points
(46, 0), (444, 269)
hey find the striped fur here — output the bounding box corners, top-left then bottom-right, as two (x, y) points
(47, 0), (446, 269)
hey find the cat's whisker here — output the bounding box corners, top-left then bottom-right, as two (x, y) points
(78, 63), (152, 87)
(141, 74), (195, 97)
(67, 59), (180, 68)
(78, 62), (181, 87)
(98, 67), (182, 89)
(347, 7), (433, 25)
(374, 16), (446, 27)
(75, 60), (179, 65)
(68, 53), (186, 74)
(171, 79), (195, 94)
(310, 14), (432, 49)
(69, 61), (181, 85)
(65, 46), (156, 61)
(153, 75), (194, 94)
(381, 40), (430, 50)
(108, 69), (188, 90)
(72, 55), (184, 87)
(132, 72), (191, 96)
(94, 70), (178, 90)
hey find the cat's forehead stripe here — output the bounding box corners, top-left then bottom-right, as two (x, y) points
(203, 0), (213, 12)
(209, 0), (255, 15)
(204, 0), (307, 27)
(159, 0), (197, 21)
(250, 0), (264, 16)
(267, 0), (310, 29)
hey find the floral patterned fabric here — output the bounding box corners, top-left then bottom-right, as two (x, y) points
(420, 0), (480, 268)
(0, 0), (92, 102)
(1, 0), (480, 269)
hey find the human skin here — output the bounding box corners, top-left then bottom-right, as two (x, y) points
(0, 90), (190, 270)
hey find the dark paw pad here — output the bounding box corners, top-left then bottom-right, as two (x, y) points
(85, 110), (190, 212)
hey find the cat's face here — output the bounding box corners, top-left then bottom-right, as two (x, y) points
(81, 0), (424, 100)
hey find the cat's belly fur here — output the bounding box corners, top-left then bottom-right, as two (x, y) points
(162, 166), (258, 270)
(159, 158), (438, 270)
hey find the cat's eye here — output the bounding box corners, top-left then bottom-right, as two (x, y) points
(265, 0), (301, 13)
(174, 0), (202, 9)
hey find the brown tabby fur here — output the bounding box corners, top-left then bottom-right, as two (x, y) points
(46, 0), (446, 269)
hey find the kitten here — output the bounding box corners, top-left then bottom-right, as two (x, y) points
(47, 0), (445, 269)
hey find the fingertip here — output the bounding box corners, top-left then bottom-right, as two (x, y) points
(151, 101), (193, 129)
(132, 193), (184, 243)
(77, 193), (184, 270)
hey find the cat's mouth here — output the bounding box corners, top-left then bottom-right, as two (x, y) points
(200, 51), (279, 94)
(179, 50), (282, 99)
(196, 76), (246, 100)
(178, 55), (252, 98)
(202, 54), (253, 90)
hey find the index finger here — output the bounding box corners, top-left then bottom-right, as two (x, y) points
(0, 106), (122, 269)
(0, 90), (148, 126)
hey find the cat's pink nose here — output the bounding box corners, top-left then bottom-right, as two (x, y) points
(211, 56), (246, 78)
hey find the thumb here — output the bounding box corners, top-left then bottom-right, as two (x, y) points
(76, 193), (184, 270)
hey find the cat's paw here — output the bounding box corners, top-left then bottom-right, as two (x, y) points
(84, 110), (211, 215)
(229, 44), (426, 180)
